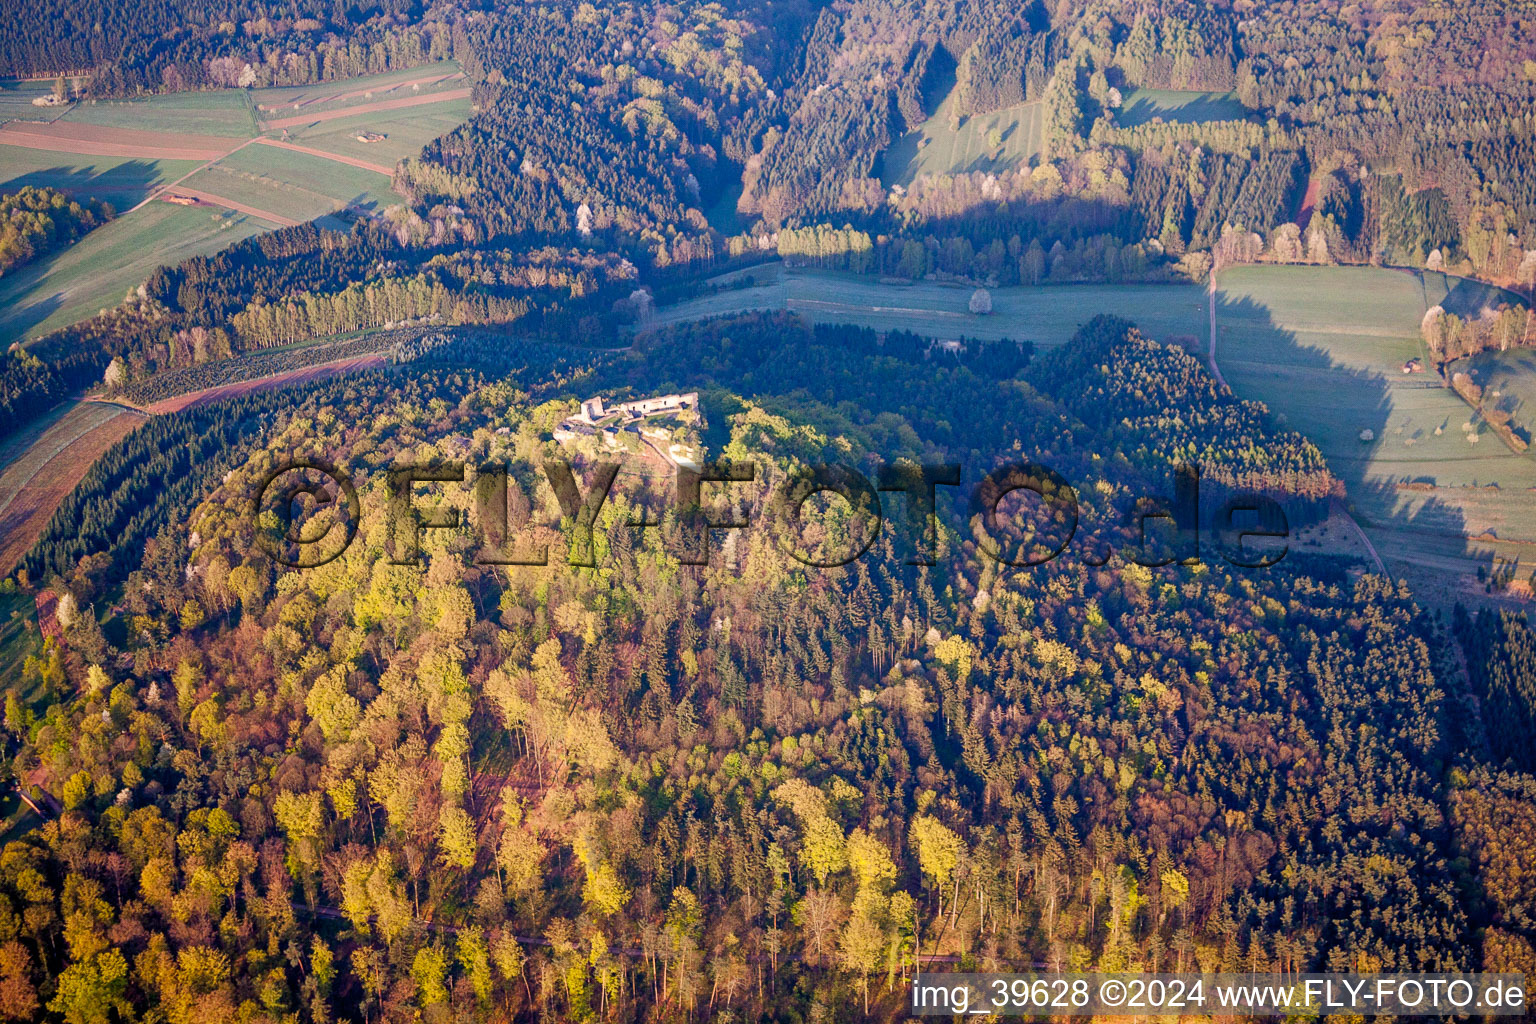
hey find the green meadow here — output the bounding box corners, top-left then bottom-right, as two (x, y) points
(0, 79), (63, 120)
(279, 99), (473, 166)
(646, 263), (1207, 346)
(1216, 264), (1536, 542)
(880, 88), (1046, 187)
(61, 89), (257, 135)
(652, 261), (1536, 552)
(183, 143), (399, 220)
(0, 66), (472, 343)
(0, 202), (270, 343)
(0, 147), (201, 206)
(252, 61), (462, 116)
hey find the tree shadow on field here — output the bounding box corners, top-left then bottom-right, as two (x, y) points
(1434, 271), (1528, 317)
(344, 191), (384, 216)
(1, 160), (167, 208)
(1116, 92), (1249, 128)
(0, 290), (62, 346)
(1211, 280), (1535, 602)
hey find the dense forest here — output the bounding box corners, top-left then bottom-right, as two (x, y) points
(3, 308), (1534, 1021)
(0, 0), (455, 93)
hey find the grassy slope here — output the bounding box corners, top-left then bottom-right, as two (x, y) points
(280, 99), (473, 166)
(0, 80), (64, 120)
(251, 61), (461, 112)
(1, 202), (272, 343)
(183, 143), (398, 221)
(1457, 349), (1536, 440)
(0, 66), (470, 343)
(654, 262), (1536, 555)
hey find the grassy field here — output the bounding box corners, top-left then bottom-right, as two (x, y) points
(651, 261), (1536, 572)
(648, 263), (1207, 345)
(0, 147), (201, 206)
(182, 143), (398, 221)
(0, 79), (63, 121)
(1216, 265), (1536, 543)
(0, 590), (39, 694)
(880, 88), (1045, 186)
(63, 89), (257, 136)
(1116, 88), (1250, 127)
(0, 588), (46, 845)
(1455, 348), (1536, 440)
(252, 61), (461, 114)
(0, 202), (271, 342)
(279, 99), (472, 166)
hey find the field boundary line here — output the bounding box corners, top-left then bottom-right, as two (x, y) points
(257, 70), (463, 113)
(261, 87), (472, 130)
(252, 136), (394, 176)
(156, 186), (301, 227)
(128, 136), (259, 214)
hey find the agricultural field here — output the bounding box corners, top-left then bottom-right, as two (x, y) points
(276, 98), (473, 166)
(61, 89), (257, 135)
(0, 201), (271, 342)
(0, 149), (200, 206)
(652, 262), (1536, 577)
(880, 87), (1045, 186)
(0, 400), (144, 574)
(0, 78), (64, 120)
(1115, 88), (1250, 126)
(645, 262), (1207, 345)
(1214, 264), (1536, 546)
(1455, 347), (1536, 441)
(179, 141), (397, 223)
(0, 62), (471, 342)
(251, 62), (462, 118)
